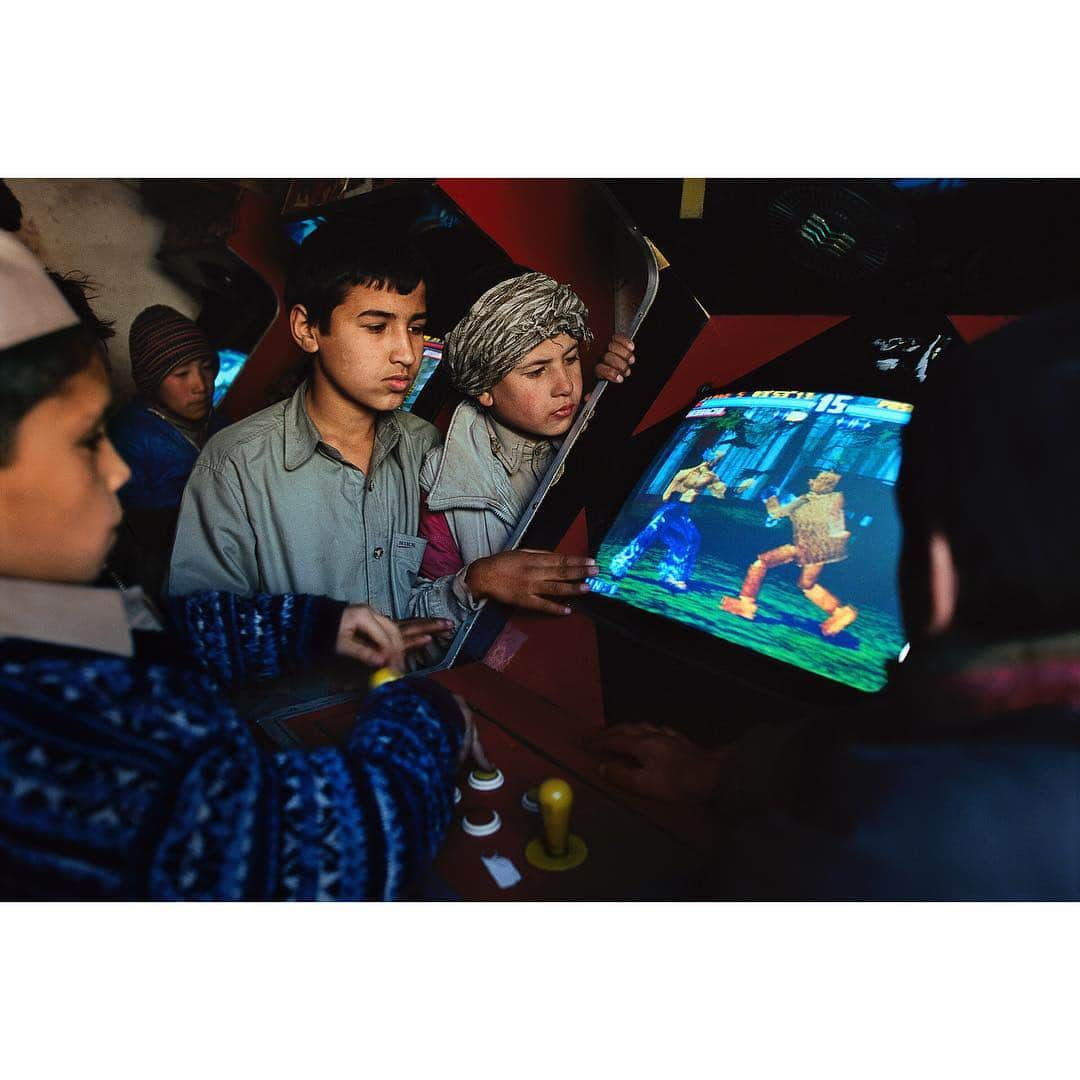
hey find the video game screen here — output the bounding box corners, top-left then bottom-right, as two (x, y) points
(587, 390), (913, 692)
(403, 336), (443, 412)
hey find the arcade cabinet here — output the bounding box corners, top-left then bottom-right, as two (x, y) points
(219, 179), (1020, 898)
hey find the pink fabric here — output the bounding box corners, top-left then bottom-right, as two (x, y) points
(419, 496), (465, 579)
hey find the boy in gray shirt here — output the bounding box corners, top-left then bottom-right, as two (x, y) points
(168, 221), (593, 653)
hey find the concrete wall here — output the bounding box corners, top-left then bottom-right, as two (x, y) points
(7, 179), (200, 398)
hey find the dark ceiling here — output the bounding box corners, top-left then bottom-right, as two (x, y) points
(605, 179), (1080, 316)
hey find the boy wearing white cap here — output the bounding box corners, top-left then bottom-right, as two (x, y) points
(0, 232), (483, 899)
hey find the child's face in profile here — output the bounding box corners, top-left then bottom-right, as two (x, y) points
(0, 356), (130, 583)
(477, 333), (582, 438)
(296, 281), (428, 414)
(156, 357), (218, 422)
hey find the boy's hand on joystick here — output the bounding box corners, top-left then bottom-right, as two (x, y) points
(465, 549), (598, 616)
(453, 694), (492, 771)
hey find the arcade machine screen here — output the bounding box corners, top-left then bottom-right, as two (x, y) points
(213, 348), (249, 406)
(587, 389), (913, 693)
(403, 336), (444, 412)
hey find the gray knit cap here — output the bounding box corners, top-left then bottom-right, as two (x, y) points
(445, 271), (593, 397)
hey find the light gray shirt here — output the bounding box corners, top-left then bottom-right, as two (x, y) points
(484, 412), (558, 512)
(167, 381), (440, 620)
(410, 399), (560, 631)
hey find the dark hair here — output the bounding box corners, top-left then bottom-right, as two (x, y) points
(284, 219), (428, 334)
(46, 271), (116, 352)
(0, 325), (103, 465)
(897, 304), (1080, 644)
(0, 181), (21, 233)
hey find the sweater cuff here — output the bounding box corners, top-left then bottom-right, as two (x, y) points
(374, 674), (466, 747)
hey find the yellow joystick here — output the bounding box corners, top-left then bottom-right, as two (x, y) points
(369, 667), (401, 690)
(525, 778), (588, 871)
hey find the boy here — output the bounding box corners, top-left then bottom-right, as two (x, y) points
(167, 223), (597, 652)
(0, 231), (482, 899)
(108, 305), (229, 599)
(411, 270), (635, 626)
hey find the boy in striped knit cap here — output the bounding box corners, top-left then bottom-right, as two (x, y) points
(108, 305), (230, 599)
(0, 232), (485, 899)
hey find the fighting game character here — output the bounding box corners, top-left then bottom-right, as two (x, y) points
(720, 469), (857, 636)
(611, 448), (750, 590)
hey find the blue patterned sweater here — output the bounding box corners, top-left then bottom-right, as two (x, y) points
(0, 591), (463, 899)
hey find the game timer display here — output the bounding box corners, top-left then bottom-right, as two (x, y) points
(587, 390), (913, 693)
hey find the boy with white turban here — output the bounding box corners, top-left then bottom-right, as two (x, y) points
(411, 269), (635, 629)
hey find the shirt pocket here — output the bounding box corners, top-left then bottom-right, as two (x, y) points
(389, 531), (429, 613)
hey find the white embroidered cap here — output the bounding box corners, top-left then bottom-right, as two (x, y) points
(0, 231), (79, 351)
